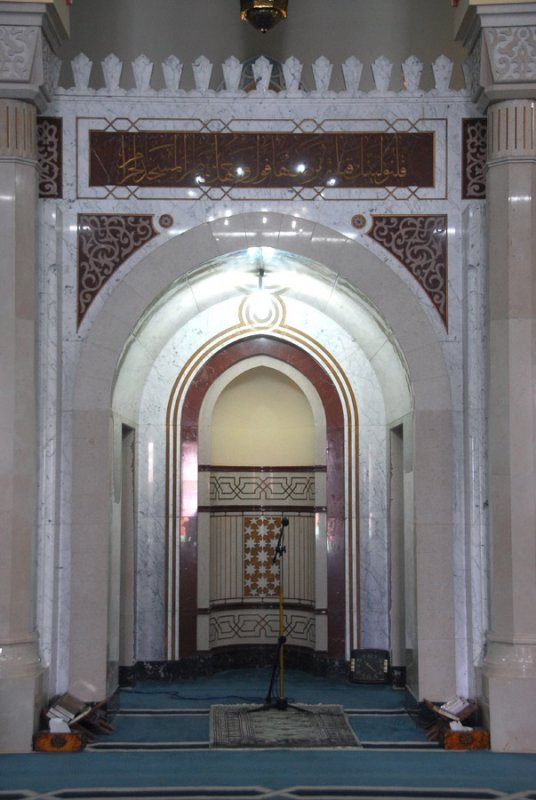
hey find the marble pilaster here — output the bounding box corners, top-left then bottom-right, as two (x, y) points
(0, 0), (69, 752)
(0, 97), (43, 752)
(457, 1), (536, 752)
(484, 97), (536, 752)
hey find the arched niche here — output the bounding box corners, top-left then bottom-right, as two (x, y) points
(177, 343), (343, 664)
(67, 213), (456, 704)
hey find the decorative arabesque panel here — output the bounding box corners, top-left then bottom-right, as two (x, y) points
(37, 117), (62, 198)
(462, 118), (487, 200)
(368, 215), (448, 328)
(77, 213), (158, 325)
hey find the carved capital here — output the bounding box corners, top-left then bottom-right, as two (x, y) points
(0, 3), (69, 109)
(485, 25), (536, 83)
(0, 25), (39, 81)
(456, 3), (536, 109)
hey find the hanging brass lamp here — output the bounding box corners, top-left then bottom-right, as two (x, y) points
(240, 0), (288, 33)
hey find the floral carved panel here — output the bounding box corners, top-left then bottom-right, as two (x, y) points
(0, 26), (39, 81)
(37, 117), (63, 198)
(368, 215), (448, 327)
(77, 213), (158, 326)
(462, 118), (487, 200)
(484, 27), (536, 82)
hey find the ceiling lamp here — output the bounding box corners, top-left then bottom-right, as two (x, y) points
(240, 0), (288, 33)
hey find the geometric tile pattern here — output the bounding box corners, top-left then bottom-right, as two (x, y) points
(243, 516), (281, 597)
(210, 472), (315, 505)
(209, 610), (315, 644)
(368, 214), (448, 328)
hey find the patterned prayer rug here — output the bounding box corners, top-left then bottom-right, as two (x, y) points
(210, 703), (361, 748)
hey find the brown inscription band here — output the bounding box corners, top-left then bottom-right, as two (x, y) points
(89, 130), (434, 189)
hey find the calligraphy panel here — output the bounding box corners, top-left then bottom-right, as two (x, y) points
(88, 130), (434, 190)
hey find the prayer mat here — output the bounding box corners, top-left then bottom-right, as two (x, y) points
(210, 703), (361, 748)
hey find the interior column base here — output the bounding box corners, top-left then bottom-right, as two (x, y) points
(0, 641), (44, 753)
(482, 640), (536, 752)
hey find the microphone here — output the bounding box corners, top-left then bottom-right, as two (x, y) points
(273, 515), (289, 563)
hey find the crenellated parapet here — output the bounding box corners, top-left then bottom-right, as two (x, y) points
(58, 51), (468, 98)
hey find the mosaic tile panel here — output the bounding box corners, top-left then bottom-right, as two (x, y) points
(243, 516), (281, 598)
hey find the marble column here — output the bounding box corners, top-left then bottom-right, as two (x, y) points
(0, 0), (69, 752)
(484, 98), (536, 752)
(0, 98), (44, 753)
(456, 1), (536, 752)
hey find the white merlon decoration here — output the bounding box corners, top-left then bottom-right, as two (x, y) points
(192, 55), (212, 93)
(162, 55), (183, 93)
(101, 53), (124, 94)
(402, 55), (423, 93)
(252, 55), (272, 92)
(371, 56), (393, 93)
(222, 56), (243, 92)
(283, 56), (302, 93)
(60, 52), (466, 97)
(433, 55), (454, 93)
(131, 55), (154, 94)
(71, 52), (92, 90)
(312, 56), (333, 93)
(341, 56), (363, 95)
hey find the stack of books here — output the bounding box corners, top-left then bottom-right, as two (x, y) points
(46, 693), (93, 728)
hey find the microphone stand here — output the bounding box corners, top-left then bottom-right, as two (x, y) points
(265, 515), (289, 709)
(251, 515), (309, 713)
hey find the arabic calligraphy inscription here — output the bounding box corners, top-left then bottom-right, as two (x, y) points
(89, 130), (435, 190)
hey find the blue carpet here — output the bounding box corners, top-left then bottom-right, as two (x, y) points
(2, 750), (536, 794)
(104, 713), (208, 743)
(1, 669), (535, 799)
(348, 711), (430, 744)
(118, 668), (407, 710)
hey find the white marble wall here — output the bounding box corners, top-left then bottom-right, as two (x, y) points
(35, 56), (487, 703)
